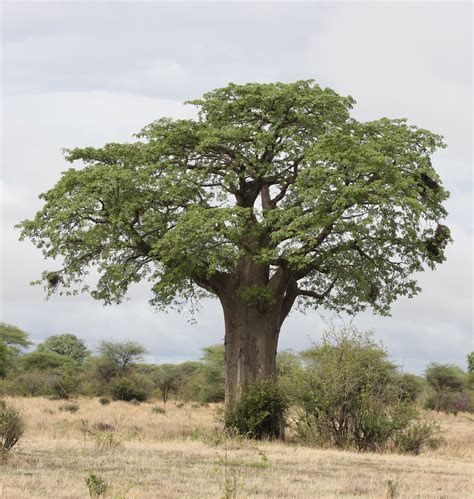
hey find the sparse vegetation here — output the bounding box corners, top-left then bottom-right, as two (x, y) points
(151, 406), (166, 414)
(59, 402), (80, 413)
(85, 473), (108, 497)
(0, 397), (471, 497)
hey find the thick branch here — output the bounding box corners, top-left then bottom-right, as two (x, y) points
(261, 184), (272, 210)
(296, 280), (335, 300)
(269, 156), (303, 207)
(279, 278), (299, 326)
(192, 270), (230, 295)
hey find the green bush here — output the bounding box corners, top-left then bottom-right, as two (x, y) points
(85, 473), (108, 497)
(0, 400), (25, 456)
(198, 345), (225, 403)
(225, 379), (287, 439)
(290, 325), (421, 452)
(98, 397), (110, 406)
(109, 376), (148, 402)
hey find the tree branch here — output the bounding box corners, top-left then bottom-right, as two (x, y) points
(297, 280), (336, 300)
(279, 278), (299, 327)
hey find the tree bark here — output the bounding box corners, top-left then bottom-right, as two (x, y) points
(216, 257), (292, 410)
(221, 295), (281, 407)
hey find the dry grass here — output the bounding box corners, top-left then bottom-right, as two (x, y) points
(0, 397), (473, 498)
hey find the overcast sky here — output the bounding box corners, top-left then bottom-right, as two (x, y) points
(1, 1), (472, 373)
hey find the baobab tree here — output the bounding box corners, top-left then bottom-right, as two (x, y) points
(18, 80), (450, 408)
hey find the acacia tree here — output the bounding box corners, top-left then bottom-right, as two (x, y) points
(37, 333), (90, 365)
(18, 81), (450, 406)
(0, 323), (31, 377)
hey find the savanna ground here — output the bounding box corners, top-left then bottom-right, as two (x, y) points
(0, 398), (473, 498)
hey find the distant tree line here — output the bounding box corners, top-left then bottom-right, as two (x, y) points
(0, 322), (473, 418)
(0, 323), (225, 403)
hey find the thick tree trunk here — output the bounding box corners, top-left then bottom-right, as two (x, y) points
(204, 256), (298, 433)
(221, 296), (281, 406)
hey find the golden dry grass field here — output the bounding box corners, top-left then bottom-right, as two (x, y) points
(0, 397), (473, 498)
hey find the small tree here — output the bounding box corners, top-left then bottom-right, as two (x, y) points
(37, 333), (90, 365)
(424, 363), (465, 413)
(173, 361), (204, 401)
(151, 364), (180, 405)
(20, 351), (74, 371)
(199, 344), (225, 403)
(0, 323), (31, 353)
(0, 323), (31, 377)
(109, 374), (151, 402)
(98, 340), (146, 371)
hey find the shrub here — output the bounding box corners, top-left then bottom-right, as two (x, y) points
(151, 406), (166, 414)
(59, 403), (80, 413)
(98, 397), (110, 406)
(394, 421), (441, 455)
(92, 422), (115, 433)
(452, 391), (472, 413)
(85, 473), (108, 497)
(94, 431), (121, 449)
(0, 400), (25, 456)
(14, 369), (57, 397)
(109, 376), (148, 402)
(290, 325), (421, 451)
(424, 390), (472, 415)
(225, 379), (287, 439)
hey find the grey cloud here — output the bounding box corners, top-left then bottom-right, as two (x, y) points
(308, 2), (472, 164)
(2, 2), (323, 99)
